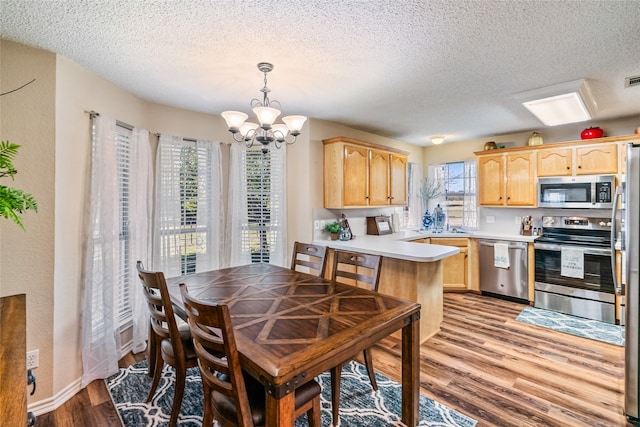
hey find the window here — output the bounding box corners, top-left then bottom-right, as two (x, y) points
(429, 161), (477, 229)
(243, 149), (285, 264)
(155, 135), (223, 278)
(115, 125), (132, 327)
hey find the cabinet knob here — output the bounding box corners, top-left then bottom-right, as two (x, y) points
(578, 165), (582, 168)
(566, 166), (570, 169)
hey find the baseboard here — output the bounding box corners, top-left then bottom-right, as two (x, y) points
(27, 339), (134, 417)
(28, 377), (82, 416)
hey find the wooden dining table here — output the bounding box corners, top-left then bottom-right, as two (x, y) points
(165, 263), (421, 427)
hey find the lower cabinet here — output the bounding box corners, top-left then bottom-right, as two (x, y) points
(417, 238), (479, 292)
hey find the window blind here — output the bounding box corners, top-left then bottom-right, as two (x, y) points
(115, 125), (133, 327)
(242, 149), (285, 264)
(155, 136), (223, 277)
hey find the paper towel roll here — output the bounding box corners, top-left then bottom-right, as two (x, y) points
(392, 213), (400, 233)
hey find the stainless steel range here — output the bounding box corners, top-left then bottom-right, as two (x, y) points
(534, 216), (616, 323)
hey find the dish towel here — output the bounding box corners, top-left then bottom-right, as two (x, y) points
(493, 243), (510, 268)
(561, 247), (584, 279)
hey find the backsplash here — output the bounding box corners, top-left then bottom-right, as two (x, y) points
(312, 207), (405, 241)
(478, 207), (613, 235)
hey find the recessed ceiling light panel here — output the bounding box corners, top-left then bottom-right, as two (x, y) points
(515, 79), (597, 127)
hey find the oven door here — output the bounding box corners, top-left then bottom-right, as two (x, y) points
(534, 243), (614, 294)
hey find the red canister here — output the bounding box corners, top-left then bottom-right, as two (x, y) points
(581, 127), (604, 139)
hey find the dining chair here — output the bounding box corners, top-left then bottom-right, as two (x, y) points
(179, 283), (322, 427)
(137, 261), (199, 427)
(329, 250), (383, 426)
(290, 241), (328, 277)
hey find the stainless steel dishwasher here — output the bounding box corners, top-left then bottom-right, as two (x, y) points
(479, 239), (529, 302)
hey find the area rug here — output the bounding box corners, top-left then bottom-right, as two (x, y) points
(516, 306), (624, 346)
(106, 360), (476, 427)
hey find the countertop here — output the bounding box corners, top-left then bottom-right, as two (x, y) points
(314, 229), (538, 262)
(314, 233), (460, 262)
(392, 230), (540, 243)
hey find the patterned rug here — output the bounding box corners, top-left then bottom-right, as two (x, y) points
(516, 306), (625, 346)
(106, 360), (476, 427)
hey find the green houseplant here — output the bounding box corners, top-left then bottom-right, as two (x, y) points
(0, 141), (37, 229)
(323, 220), (341, 240)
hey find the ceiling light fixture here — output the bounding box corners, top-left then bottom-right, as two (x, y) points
(222, 62), (307, 153)
(431, 136), (444, 145)
(514, 79), (597, 127)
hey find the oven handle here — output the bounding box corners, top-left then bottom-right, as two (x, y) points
(533, 242), (612, 256)
(611, 186), (623, 294)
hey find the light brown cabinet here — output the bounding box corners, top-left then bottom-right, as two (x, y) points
(537, 147), (572, 176)
(477, 152), (535, 206)
(575, 144), (618, 175)
(415, 237), (479, 292)
(323, 137), (408, 208)
(477, 135), (638, 208)
(538, 144), (619, 177)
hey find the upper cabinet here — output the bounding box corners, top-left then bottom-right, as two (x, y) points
(324, 137), (408, 209)
(476, 135), (639, 208)
(537, 144), (618, 177)
(477, 152), (535, 206)
(575, 144), (618, 175)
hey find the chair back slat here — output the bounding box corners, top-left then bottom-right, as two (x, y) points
(180, 283), (254, 426)
(331, 250), (382, 291)
(137, 262), (185, 354)
(291, 241), (328, 277)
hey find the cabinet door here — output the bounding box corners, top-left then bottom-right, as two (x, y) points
(343, 145), (369, 206)
(575, 144), (618, 175)
(477, 154), (504, 205)
(389, 154), (408, 205)
(537, 148), (572, 177)
(369, 149), (390, 205)
(506, 152), (536, 206)
(442, 249), (468, 290)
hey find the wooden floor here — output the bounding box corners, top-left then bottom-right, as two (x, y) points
(38, 293), (627, 426)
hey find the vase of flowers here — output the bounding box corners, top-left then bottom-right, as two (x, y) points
(418, 177), (442, 231)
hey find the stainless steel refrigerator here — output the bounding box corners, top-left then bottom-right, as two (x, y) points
(625, 142), (640, 424)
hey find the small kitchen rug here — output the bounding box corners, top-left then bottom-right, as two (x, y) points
(106, 359), (477, 427)
(516, 306), (624, 346)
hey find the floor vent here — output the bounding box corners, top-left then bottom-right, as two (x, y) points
(625, 75), (640, 88)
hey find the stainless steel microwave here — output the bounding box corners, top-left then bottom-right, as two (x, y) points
(538, 175), (615, 209)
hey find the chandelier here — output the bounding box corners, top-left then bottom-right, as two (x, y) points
(222, 62), (307, 153)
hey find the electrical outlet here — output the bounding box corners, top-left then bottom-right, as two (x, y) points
(27, 349), (39, 369)
(486, 215), (495, 224)
(314, 220), (320, 230)
(515, 216), (522, 225)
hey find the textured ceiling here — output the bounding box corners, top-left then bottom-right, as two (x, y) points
(1, 0), (639, 145)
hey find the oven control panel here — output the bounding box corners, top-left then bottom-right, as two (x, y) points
(542, 216), (611, 230)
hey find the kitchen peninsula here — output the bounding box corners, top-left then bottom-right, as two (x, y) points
(315, 232), (459, 343)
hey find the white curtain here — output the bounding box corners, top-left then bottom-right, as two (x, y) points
(226, 143), (252, 267)
(154, 135), (224, 277)
(129, 128), (153, 354)
(81, 115), (152, 387)
(226, 143), (287, 267)
(407, 162), (424, 229)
